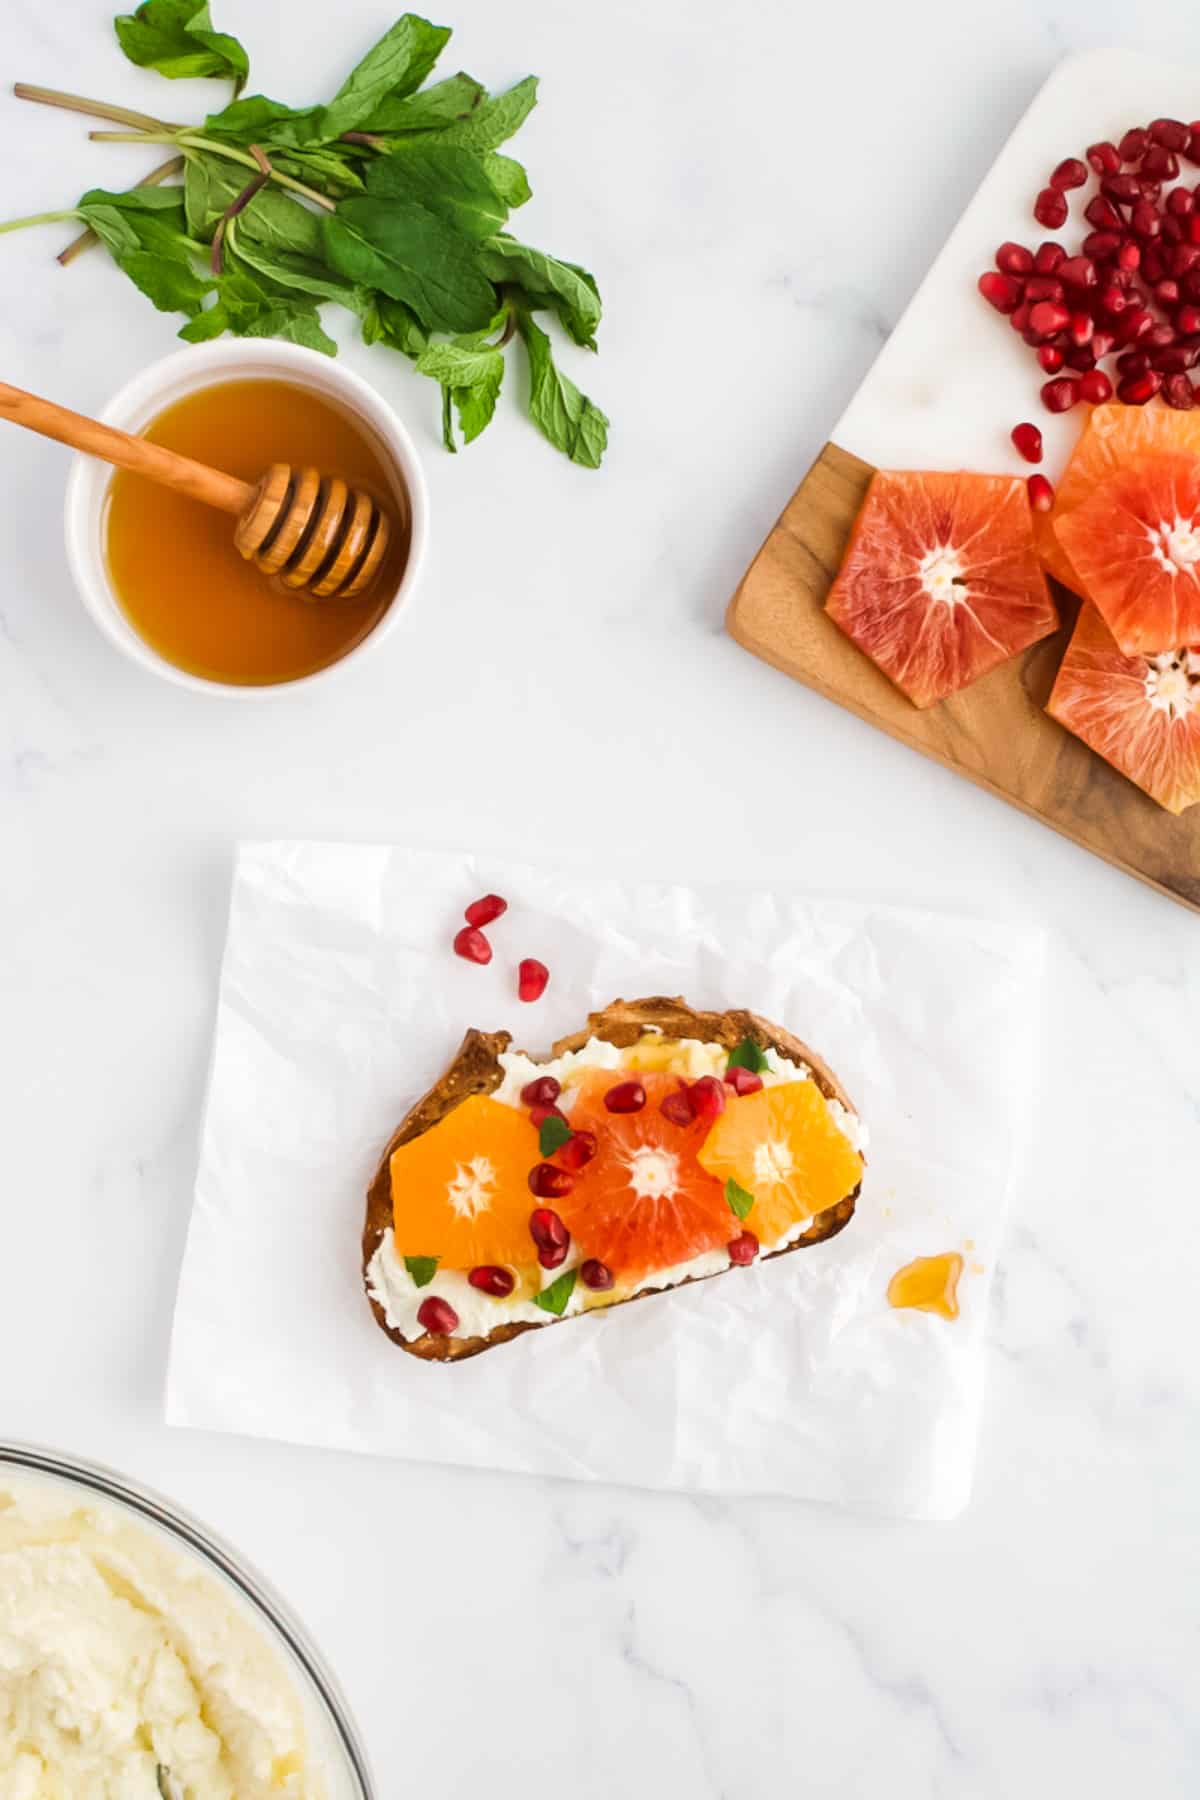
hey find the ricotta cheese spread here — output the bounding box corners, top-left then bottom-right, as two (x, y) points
(0, 1475), (327, 1798)
(367, 1033), (866, 1339)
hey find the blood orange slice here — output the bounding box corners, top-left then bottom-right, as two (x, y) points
(560, 1073), (732, 1277)
(389, 1094), (540, 1269)
(1047, 602), (1200, 814)
(696, 1082), (863, 1245)
(1037, 402), (1200, 591)
(825, 471), (1058, 707)
(1055, 450), (1200, 654)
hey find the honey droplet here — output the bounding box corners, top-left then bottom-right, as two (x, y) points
(887, 1252), (964, 1320)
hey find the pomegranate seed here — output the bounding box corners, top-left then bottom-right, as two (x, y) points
(1150, 118), (1192, 152)
(529, 1163), (574, 1199)
(1050, 156), (1087, 191)
(978, 270), (1022, 313)
(1190, 215), (1200, 245)
(529, 1207), (569, 1252)
(1063, 344), (1096, 372)
(1012, 305), (1033, 335)
(453, 925), (492, 965)
(1131, 200), (1162, 239)
(1102, 173), (1142, 206)
(1152, 344), (1199, 374)
(1029, 299), (1070, 335)
(1084, 195), (1123, 231)
(1168, 187), (1197, 217)
(468, 1265), (515, 1297)
(1143, 145), (1180, 182)
(1026, 326), (1054, 349)
(1117, 370), (1163, 404)
(522, 1075), (561, 1107)
(995, 240), (1034, 275)
(1144, 322), (1177, 351)
(1119, 127), (1150, 163)
(1023, 275), (1065, 303)
(1057, 255), (1097, 290)
(1037, 342), (1064, 372)
(1177, 304), (1200, 334)
(1078, 370), (1113, 403)
(728, 1231), (760, 1266)
(537, 1242), (569, 1270)
(604, 1079), (645, 1114)
(1090, 329), (1116, 359)
(1034, 187), (1069, 229)
(1041, 376), (1079, 413)
(1119, 305), (1154, 342)
(1139, 179), (1163, 205)
(688, 1075), (727, 1121)
(1010, 421), (1043, 463)
(1027, 474), (1055, 512)
(1171, 244), (1200, 276)
(725, 1065), (765, 1095)
(580, 1258), (614, 1291)
(1116, 349), (1152, 378)
(1118, 240), (1142, 271)
(1087, 141), (1121, 176)
(1097, 282), (1127, 315)
(1082, 230), (1121, 260)
(1185, 270), (1200, 301)
(464, 893), (506, 928)
(417, 1296), (459, 1335)
(517, 958), (549, 1003)
(1187, 127), (1200, 168)
(659, 1086), (696, 1127)
(1163, 373), (1196, 409)
(1067, 311), (1094, 346)
(1155, 278), (1182, 307)
(1034, 241), (1066, 274)
(1162, 215), (1186, 246)
(529, 1102), (567, 1128)
(558, 1129), (597, 1171)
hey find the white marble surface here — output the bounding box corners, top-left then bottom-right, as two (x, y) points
(1, 0), (1198, 1793)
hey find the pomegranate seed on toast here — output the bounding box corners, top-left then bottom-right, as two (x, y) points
(417, 1296), (459, 1335)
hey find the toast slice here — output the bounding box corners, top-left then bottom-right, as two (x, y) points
(363, 996), (863, 1362)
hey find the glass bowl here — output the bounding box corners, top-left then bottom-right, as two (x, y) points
(0, 1440), (373, 1797)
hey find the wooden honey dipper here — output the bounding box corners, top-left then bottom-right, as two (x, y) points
(0, 379), (391, 598)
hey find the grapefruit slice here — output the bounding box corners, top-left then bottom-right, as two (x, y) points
(560, 1072), (733, 1277)
(825, 470), (1058, 707)
(1047, 601), (1200, 814)
(1038, 402), (1200, 592)
(1055, 450), (1200, 654)
(390, 1093), (540, 1269)
(696, 1082), (863, 1245)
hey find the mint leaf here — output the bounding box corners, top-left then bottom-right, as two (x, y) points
(517, 311), (608, 468)
(482, 154), (531, 209)
(728, 1038), (770, 1074)
(367, 147), (508, 242)
(179, 266), (335, 354)
(318, 16), (452, 140)
(537, 1114), (572, 1157)
(415, 339), (504, 448)
(271, 146), (365, 199)
(77, 188), (210, 316)
(533, 1266), (577, 1316)
(725, 1178), (755, 1222)
(323, 197), (497, 333)
(115, 1), (248, 91)
(481, 237), (601, 348)
(432, 76), (538, 152)
(365, 72), (485, 134)
(204, 95), (323, 149)
(362, 295), (428, 358)
(404, 1255), (439, 1288)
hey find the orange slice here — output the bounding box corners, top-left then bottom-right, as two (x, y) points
(1055, 449), (1200, 654)
(1047, 600), (1200, 814)
(1038, 402), (1200, 591)
(390, 1094), (539, 1269)
(825, 470), (1058, 707)
(560, 1072), (733, 1277)
(696, 1081), (863, 1245)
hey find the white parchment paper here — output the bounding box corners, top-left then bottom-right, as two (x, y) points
(167, 843), (1045, 1519)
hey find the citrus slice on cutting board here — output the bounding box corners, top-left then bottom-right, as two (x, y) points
(1036, 402), (1200, 592)
(697, 1081), (863, 1246)
(1047, 601), (1200, 814)
(560, 1072), (733, 1277)
(390, 1093), (540, 1269)
(824, 470), (1059, 707)
(1055, 449), (1200, 654)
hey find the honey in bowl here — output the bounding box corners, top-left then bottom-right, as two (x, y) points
(104, 377), (408, 685)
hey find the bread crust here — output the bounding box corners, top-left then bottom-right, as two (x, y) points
(363, 997), (861, 1362)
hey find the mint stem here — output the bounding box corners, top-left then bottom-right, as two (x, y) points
(0, 208), (77, 236)
(13, 82), (176, 134)
(58, 153), (185, 266)
(90, 129), (336, 213)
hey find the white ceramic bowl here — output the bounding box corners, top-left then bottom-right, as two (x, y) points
(64, 339), (428, 697)
(0, 1441), (374, 1796)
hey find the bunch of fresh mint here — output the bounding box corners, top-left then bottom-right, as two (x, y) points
(4, 3), (607, 466)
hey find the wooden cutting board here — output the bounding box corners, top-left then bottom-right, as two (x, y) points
(727, 50), (1200, 914)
